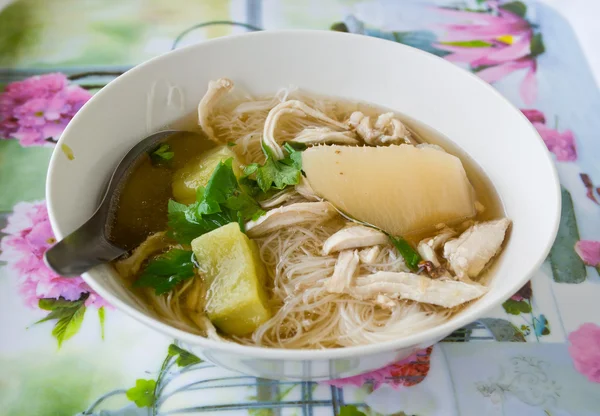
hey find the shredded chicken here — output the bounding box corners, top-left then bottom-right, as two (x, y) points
(295, 176), (319, 201)
(443, 218), (511, 280)
(322, 224), (389, 255)
(198, 78), (234, 141)
(417, 229), (456, 267)
(263, 100), (348, 159)
(114, 232), (171, 281)
(348, 111), (411, 145)
(293, 127), (359, 145)
(376, 294), (396, 309)
(326, 250), (360, 293)
(259, 189), (295, 209)
(246, 202), (337, 237)
(358, 245), (381, 264)
(351, 271), (487, 308)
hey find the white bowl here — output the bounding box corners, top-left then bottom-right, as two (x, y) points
(46, 30), (560, 380)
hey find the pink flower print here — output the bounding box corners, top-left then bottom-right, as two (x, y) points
(510, 281), (532, 302)
(568, 323), (600, 383)
(326, 347), (432, 389)
(0, 73), (91, 147)
(521, 109), (577, 161)
(521, 109), (545, 124)
(575, 241), (600, 267)
(434, 1), (543, 105)
(579, 174), (600, 205)
(0, 201), (109, 309)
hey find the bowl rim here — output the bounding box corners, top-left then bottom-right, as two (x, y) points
(47, 29), (562, 360)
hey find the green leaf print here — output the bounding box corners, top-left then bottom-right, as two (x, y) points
(530, 33), (546, 57)
(126, 379), (156, 408)
(0, 0), (42, 65)
(0, 140), (53, 211)
(550, 187), (587, 283)
(502, 299), (532, 315)
(35, 295), (88, 347)
(52, 305), (86, 348)
(441, 40), (492, 48)
(339, 405), (367, 416)
(98, 306), (105, 340)
(167, 344), (202, 367)
(479, 318), (526, 342)
(499, 1), (527, 18)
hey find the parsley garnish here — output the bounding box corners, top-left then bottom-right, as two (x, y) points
(150, 143), (174, 164)
(134, 249), (195, 295)
(167, 158), (265, 244)
(242, 142), (303, 193)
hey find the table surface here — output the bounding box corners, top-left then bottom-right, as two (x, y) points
(1, 1), (599, 415)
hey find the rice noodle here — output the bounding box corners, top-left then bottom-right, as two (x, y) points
(226, 218), (455, 348)
(132, 87), (471, 349)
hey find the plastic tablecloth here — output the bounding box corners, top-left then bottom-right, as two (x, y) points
(1, 1), (599, 415)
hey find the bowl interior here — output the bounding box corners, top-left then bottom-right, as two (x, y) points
(46, 30), (560, 360)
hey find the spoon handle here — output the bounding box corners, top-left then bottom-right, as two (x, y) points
(45, 130), (181, 277)
(44, 219), (126, 277)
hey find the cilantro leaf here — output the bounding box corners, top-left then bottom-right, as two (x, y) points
(389, 235), (422, 271)
(198, 158), (242, 215)
(168, 344), (203, 367)
(167, 158), (264, 244)
(134, 249), (195, 295)
(167, 200), (232, 244)
(126, 379), (156, 408)
(150, 143), (174, 164)
(242, 142), (303, 193)
(339, 405), (367, 416)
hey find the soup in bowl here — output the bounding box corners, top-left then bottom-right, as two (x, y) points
(46, 30), (560, 380)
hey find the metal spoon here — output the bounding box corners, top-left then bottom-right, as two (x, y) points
(44, 130), (184, 277)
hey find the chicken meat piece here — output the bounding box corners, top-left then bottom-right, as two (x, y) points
(443, 218), (511, 280)
(351, 271), (487, 308)
(376, 294), (396, 309)
(326, 250), (360, 293)
(417, 229), (456, 267)
(293, 127), (359, 145)
(348, 111), (411, 145)
(295, 176), (320, 201)
(322, 224), (389, 255)
(358, 245), (381, 264)
(114, 232), (171, 281)
(245, 202), (337, 237)
(259, 189), (295, 209)
(197, 78), (234, 141)
(263, 100), (348, 159)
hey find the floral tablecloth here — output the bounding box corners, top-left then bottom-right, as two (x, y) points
(1, 1), (599, 415)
